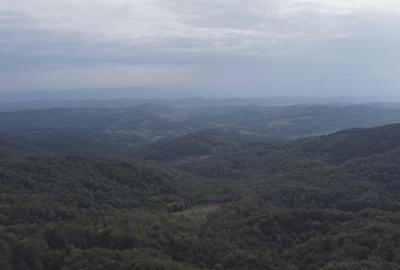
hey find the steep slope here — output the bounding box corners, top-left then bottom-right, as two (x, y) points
(185, 123), (400, 179)
(192, 123), (400, 269)
(0, 156), (203, 223)
(291, 123), (400, 163)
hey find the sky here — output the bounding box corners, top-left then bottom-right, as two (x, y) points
(0, 0), (400, 100)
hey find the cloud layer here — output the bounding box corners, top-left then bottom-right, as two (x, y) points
(0, 0), (399, 98)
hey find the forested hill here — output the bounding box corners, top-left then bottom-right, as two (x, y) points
(0, 156), (207, 217)
(182, 123), (400, 179)
(135, 129), (269, 163)
(0, 155), (212, 269)
(3, 123), (400, 269)
(291, 123), (400, 163)
(176, 123), (400, 269)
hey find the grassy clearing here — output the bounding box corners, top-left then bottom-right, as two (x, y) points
(171, 204), (220, 220)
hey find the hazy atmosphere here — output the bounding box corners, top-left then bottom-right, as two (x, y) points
(1, 0), (400, 100)
(4, 2), (400, 270)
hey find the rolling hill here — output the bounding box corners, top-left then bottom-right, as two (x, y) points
(1, 104), (400, 158)
(3, 112), (400, 269)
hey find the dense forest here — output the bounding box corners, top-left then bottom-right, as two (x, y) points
(2, 104), (400, 269)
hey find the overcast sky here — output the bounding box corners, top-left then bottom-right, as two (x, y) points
(1, 0), (400, 100)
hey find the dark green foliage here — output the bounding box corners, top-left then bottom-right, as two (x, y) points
(138, 129), (268, 163)
(3, 118), (400, 269)
(0, 156), (202, 220)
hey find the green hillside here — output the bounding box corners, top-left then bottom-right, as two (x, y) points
(3, 121), (400, 269)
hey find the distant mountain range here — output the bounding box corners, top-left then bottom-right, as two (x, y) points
(1, 103), (400, 156)
(0, 96), (396, 111)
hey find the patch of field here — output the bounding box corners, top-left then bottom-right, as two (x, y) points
(171, 204), (220, 220)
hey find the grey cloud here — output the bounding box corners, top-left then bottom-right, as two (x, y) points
(0, 0), (399, 98)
